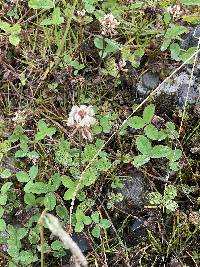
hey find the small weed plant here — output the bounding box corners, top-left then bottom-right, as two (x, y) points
(0, 102), (184, 265)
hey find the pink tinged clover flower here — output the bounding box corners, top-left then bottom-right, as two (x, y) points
(100, 14), (120, 36)
(67, 105), (97, 141)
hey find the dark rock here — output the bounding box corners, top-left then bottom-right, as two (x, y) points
(181, 25), (200, 49)
(142, 71), (160, 90)
(136, 71), (160, 95)
(71, 233), (91, 253)
(117, 171), (149, 209)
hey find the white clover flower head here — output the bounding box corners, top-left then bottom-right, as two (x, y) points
(117, 59), (128, 72)
(12, 109), (29, 125)
(100, 13), (120, 36)
(67, 105), (97, 141)
(77, 9), (86, 17)
(166, 5), (185, 20)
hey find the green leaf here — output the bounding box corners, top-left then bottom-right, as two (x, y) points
(94, 157), (111, 171)
(0, 169), (11, 178)
(100, 115), (112, 133)
(64, 187), (75, 200)
(167, 149), (182, 162)
(10, 24), (21, 34)
(148, 192), (162, 205)
(144, 124), (159, 140)
(7, 244), (19, 258)
(135, 136), (152, 155)
(9, 34), (20, 46)
(163, 12), (171, 25)
(51, 240), (64, 250)
(0, 194), (7, 205)
(1, 182), (13, 194)
(24, 181), (50, 194)
(0, 219), (6, 231)
(133, 155), (150, 167)
(92, 225), (101, 238)
(91, 211), (100, 223)
(24, 193), (36, 207)
(166, 122), (179, 139)
(143, 104), (155, 124)
(35, 120), (56, 141)
(16, 171), (30, 182)
(83, 144), (97, 162)
(99, 219), (111, 229)
(17, 228), (28, 240)
(75, 221), (84, 232)
(28, 0), (54, 9)
(169, 161), (179, 171)
(0, 206), (4, 218)
(127, 116), (145, 129)
(28, 165), (38, 180)
(83, 215), (92, 225)
(44, 192), (56, 210)
(165, 25), (188, 39)
(157, 130), (167, 141)
(170, 43), (181, 61)
(56, 205), (69, 220)
(0, 20), (11, 32)
(180, 47), (196, 64)
(180, 0), (200, 5)
(15, 149), (28, 158)
(61, 176), (75, 188)
(52, 7), (64, 25)
(151, 145), (171, 158)
(164, 185), (177, 199)
(105, 38), (120, 53)
(19, 250), (38, 265)
(161, 25), (188, 51)
(83, 167), (98, 186)
(27, 151), (40, 159)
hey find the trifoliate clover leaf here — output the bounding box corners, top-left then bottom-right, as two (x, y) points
(92, 225), (101, 238)
(99, 219), (111, 229)
(35, 120), (56, 141)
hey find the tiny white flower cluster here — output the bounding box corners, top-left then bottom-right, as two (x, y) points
(12, 109), (29, 125)
(77, 9), (86, 17)
(100, 14), (119, 36)
(167, 5), (185, 20)
(67, 105), (96, 141)
(117, 59), (128, 73)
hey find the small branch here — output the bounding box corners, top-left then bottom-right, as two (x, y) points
(40, 213), (88, 267)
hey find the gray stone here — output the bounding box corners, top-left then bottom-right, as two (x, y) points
(178, 84), (199, 106)
(158, 71), (200, 107)
(142, 71), (160, 90)
(117, 171), (148, 208)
